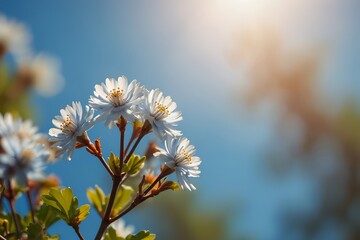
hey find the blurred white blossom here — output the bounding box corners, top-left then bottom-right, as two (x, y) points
(17, 54), (65, 96)
(0, 14), (31, 59)
(110, 219), (135, 238)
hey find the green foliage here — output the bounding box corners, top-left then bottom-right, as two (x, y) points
(103, 227), (125, 240)
(87, 185), (134, 218)
(27, 222), (59, 240)
(122, 155), (146, 176)
(111, 185), (134, 217)
(42, 187), (90, 227)
(125, 230), (156, 240)
(87, 185), (106, 216)
(108, 152), (122, 176)
(36, 204), (60, 229)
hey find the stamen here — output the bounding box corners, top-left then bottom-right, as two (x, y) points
(155, 101), (169, 119)
(22, 149), (35, 160)
(106, 87), (125, 106)
(181, 150), (192, 164)
(60, 115), (74, 133)
(106, 87), (124, 99)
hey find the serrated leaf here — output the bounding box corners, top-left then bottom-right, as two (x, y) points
(125, 230), (156, 240)
(42, 187), (88, 226)
(111, 185), (134, 217)
(123, 155), (146, 176)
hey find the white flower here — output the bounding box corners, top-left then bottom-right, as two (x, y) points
(155, 136), (201, 191)
(89, 76), (144, 128)
(142, 89), (182, 139)
(49, 101), (94, 160)
(0, 14), (31, 59)
(0, 135), (49, 186)
(0, 113), (42, 140)
(108, 219), (135, 238)
(17, 54), (65, 97)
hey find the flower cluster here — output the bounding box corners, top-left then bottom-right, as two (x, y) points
(0, 14), (64, 98)
(0, 113), (50, 186)
(50, 76), (201, 191)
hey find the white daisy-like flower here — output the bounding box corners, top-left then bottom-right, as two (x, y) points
(0, 14), (31, 59)
(0, 135), (49, 186)
(154, 136), (201, 191)
(108, 219), (135, 238)
(48, 101), (94, 160)
(142, 89), (182, 139)
(17, 54), (65, 97)
(0, 113), (42, 141)
(89, 76), (144, 128)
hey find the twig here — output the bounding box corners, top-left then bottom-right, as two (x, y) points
(26, 189), (35, 223)
(73, 225), (85, 240)
(94, 176), (122, 240)
(7, 181), (21, 239)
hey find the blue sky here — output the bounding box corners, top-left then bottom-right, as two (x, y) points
(2, 0), (360, 239)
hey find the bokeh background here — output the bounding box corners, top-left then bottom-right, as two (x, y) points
(1, 0), (360, 239)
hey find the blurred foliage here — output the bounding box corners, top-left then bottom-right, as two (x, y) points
(0, 60), (32, 118)
(230, 27), (360, 239)
(139, 191), (246, 240)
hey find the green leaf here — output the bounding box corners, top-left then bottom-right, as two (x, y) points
(27, 223), (45, 240)
(42, 187), (89, 226)
(125, 230), (156, 240)
(123, 155), (146, 176)
(36, 205), (60, 229)
(111, 185), (134, 217)
(45, 235), (60, 240)
(108, 152), (121, 175)
(88, 185), (134, 218)
(77, 204), (91, 222)
(103, 227), (125, 240)
(87, 185), (106, 216)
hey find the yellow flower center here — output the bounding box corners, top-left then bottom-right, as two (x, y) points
(60, 115), (74, 133)
(107, 87), (124, 99)
(106, 87), (125, 106)
(22, 149), (35, 161)
(181, 150), (192, 164)
(155, 102), (169, 117)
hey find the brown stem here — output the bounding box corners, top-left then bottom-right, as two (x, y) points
(96, 154), (114, 177)
(119, 125), (125, 173)
(94, 176), (122, 240)
(124, 137), (135, 156)
(7, 181), (21, 239)
(85, 141), (114, 176)
(123, 135), (144, 164)
(26, 189), (35, 223)
(73, 225), (85, 240)
(0, 234), (6, 240)
(110, 168), (171, 224)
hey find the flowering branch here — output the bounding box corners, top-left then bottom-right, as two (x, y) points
(110, 165), (175, 224)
